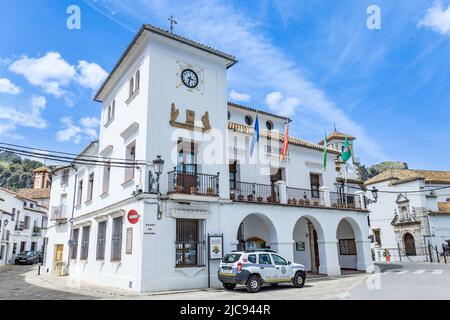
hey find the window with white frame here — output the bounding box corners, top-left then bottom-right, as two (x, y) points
(71, 228), (79, 260)
(96, 221), (107, 260)
(76, 180), (83, 206)
(128, 69), (140, 100)
(124, 141), (136, 182)
(106, 100), (115, 125)
(111, 216), (123, 261)
(80, 225), (90, 260)
(61, 169), (69, 185)
(87, 172), (94, 202)
(102, 162), (111, 194)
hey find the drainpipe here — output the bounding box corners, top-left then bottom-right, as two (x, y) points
(66, 166), (78, 273)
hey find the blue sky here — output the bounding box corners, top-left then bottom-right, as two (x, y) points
(0, 0), (449, 170)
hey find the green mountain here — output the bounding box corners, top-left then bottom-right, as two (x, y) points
(360, 161), (409, 181)
(0, 151), (46, 190)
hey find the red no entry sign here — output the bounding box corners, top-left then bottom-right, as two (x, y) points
(127, 210), (139, 224)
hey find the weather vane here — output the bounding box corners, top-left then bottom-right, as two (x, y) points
(168, 15), (177, 33)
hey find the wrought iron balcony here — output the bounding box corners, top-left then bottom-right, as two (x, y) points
(51, 205), (68, 221)
(330, 192), (362, 209)
(168, 168), (219, 197)
(230, 181), (280, 204)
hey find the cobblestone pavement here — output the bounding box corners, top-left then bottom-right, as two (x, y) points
(1, 262), (449, 300)
(0, 265), (94, 300)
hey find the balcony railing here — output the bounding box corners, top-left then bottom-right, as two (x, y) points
(330, 192), (362, 209)
(168, 169), (219, 197)
(230, 181), (280, 203)
(286, 187), (322, 206)
(51, 205), (68, 221)
(32, 227), (42, 236)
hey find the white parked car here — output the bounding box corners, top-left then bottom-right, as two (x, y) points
(218, 249), (306, 293)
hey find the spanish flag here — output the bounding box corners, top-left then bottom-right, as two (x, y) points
(280, 123), (289, 161)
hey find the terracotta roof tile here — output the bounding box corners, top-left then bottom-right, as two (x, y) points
(228, 122), (340, 154)
(319, 130), (356, 145)
(365, 169), (450, 186)
(15, 188), (50, 200)
(438, 202), (450, 214)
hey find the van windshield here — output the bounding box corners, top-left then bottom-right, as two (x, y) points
(221, 254), (241, 263)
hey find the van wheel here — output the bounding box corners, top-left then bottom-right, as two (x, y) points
(246, 275), (261, 293)
(223, 283), (236, 290)
(293, 271), (306, 288)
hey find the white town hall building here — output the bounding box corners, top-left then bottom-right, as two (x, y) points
(44, 25), (374, 292)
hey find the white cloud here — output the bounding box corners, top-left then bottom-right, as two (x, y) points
(419, 1), (450, 36)
(229, 89), (251, 102)
(57, 116), (100, 144)
(85, 0), (386, 161)
(265, 92), (300, 117)
(0, 95), (48, 139)
(0, 78), (21, 95)
(8, 52), (107, 104)
(76, 61), (108, 89)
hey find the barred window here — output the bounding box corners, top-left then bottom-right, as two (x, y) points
(111, 217), (123, 261)
(71, 228), (79, 260)
(96, 221), (107, 260)
(80, 226), (90, 260)
(175, 219), (205, 267)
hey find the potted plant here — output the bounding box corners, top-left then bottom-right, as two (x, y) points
(292, 198), (297, 205)
(175, 185), (184, 193)
(247, 194), (254, 202)
(237, 194), (245, 201)
(331, 203), (338, 208)
(207, 187), (215, 196)
(313, 201), (320, 206)
(230, 193), (236, 200)
(304, 199), (311, 206)
(190, 186), (198, 195)
(288, 198), (293, 205)
(257, 196), (263, 203)
(298, 199), (305, 205)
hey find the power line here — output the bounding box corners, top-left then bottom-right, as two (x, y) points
(0, 141), (151, 163)
(0, 147), (144, 169)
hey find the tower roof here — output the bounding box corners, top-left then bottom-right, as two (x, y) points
(318, 130), (356, 145)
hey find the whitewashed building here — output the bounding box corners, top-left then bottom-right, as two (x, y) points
(366, 169), (450, 262)
(0, 188), (47, 266)
(44, 24), (374, 292)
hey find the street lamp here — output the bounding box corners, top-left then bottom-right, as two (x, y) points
(152, 155), (165, 194)
(366, 187), (379, 204)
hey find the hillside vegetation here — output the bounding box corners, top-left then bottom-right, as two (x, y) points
(0, 151), (45, 190)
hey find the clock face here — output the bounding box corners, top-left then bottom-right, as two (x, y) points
(181, 69), (198, 88)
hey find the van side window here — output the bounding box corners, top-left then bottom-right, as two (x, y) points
(259, 253), (272, 265)
(247, 254), (256, 264)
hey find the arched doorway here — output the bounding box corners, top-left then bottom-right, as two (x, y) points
(236, 213), (277, 251)
(292, 216), (324, 274)
(404, 233), (417, 256)
(336, 219), (359, 270)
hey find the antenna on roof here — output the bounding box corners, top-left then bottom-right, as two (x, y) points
(168, 15), (177, 33)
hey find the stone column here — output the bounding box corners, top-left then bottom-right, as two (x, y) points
(356, 240), (375, 273)
(319, 186), (330, 207)
(317, 240), (341, 276)
(275, 180), (287, 204)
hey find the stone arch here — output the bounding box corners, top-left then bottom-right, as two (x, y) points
(336, 217), (364, 271)
(292, 215), (325, 274)
(235, 213), (278, 252)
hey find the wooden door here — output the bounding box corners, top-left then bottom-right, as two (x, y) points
(55, 245), (64, 263)
(404, 233), (416, 256)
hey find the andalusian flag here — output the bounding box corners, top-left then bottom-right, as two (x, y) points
(341, 135), (351, 162)
(322, 132), (327, 172)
